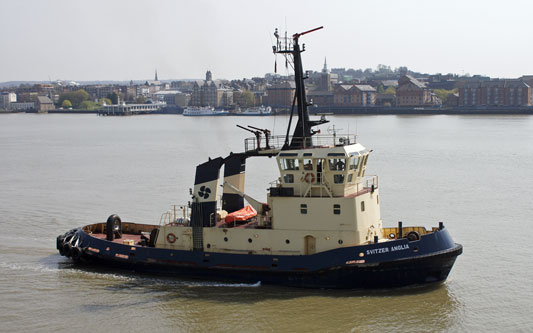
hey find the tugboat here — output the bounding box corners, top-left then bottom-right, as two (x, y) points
(56, 27), (462, 289)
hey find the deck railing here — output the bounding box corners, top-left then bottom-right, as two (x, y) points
(245, 134), (357, 152)
(159, 204), (190, 226)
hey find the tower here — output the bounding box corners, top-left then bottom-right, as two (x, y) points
(206, 70), (212, 82)
(155, 69), (158, 81)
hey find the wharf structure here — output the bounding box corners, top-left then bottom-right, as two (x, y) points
(98, 102), (166, 116)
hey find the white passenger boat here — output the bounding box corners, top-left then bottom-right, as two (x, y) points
(239, 106), (272, 116)
(183, 106), (228, 116)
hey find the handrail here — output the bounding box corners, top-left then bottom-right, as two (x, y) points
(245, 134), (357, 152)
(159, 204), (190, 226)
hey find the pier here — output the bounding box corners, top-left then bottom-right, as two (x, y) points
(98, 102), (166, 116)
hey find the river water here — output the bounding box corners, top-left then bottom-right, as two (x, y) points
(1, 113), (532, 332)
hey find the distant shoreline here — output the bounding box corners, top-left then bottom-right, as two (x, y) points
(3, 106), (533, 116)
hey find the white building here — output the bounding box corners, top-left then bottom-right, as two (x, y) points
(10, 102), (35, 111)
(0, 92), (16, 110)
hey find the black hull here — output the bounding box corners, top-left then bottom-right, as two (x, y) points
(78, 245), (461, 289)
(57, 227), (462, 289)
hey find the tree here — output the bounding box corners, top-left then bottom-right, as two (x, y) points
(239, 90), (255, 107)
(384, 86), (396, 95)
(98, 98), (112, 106)
(80, 100), (99, 110)
(135, 96), (146, 104)
(433, 88), (457, 104)
(61, 100), (72, 108)
(58, 89), (89, 109)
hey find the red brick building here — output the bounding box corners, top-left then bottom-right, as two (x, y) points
(396, 75), (433, 106)
(458, 79), (531, 106)
(333, 84), (376, 106)
(264, 81), (296, 107)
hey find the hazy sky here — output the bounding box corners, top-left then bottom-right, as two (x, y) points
(2, 0), (533, 82)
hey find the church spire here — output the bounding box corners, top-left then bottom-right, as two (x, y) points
(322, 57), (328, 73)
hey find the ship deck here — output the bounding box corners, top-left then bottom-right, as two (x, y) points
(90, 233), (145, 245)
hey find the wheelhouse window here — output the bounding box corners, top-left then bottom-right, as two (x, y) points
(333, 204), (341, 215)
(349, 157), (359, 170)
(347, 174), (353, 183)
(303, 159), (313, 170)
(333, 174), (345, 184)
(283, 174), (294, 183)
(329, 158), (346, 171)
(280, 159), (299, 171)
(300, 204), (307, 214)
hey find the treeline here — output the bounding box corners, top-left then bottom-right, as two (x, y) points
(58, 89), (114, 110)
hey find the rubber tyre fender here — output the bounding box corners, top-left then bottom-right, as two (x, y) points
(406, 231), (420, 242)
(71, 246), (82, 262)
(56, 235), (65, 251)
(106, 214), (122, 241)
(63, 242), (72, 257)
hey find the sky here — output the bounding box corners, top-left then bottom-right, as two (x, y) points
(2, 0), (533, 82)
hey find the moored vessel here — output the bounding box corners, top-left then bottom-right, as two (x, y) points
(183, 106), (228, 116)
(239, 105), (272, 116)
(56, 27), (461, 289)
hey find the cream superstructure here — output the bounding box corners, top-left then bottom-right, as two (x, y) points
(155, 136), (383, 257)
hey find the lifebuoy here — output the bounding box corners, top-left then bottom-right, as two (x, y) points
(167, 233), (177, 243)
(303, 172), (315, 183)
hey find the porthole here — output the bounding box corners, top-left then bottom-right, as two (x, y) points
(338, 240), (343, 245)
(388, 233), (396, 239)
(248, 238), (252, 243)
(224, 237), (228, 242)
(286, 239), (290, 244)
(207, 243), (211, 248)
(359, 252), (364, 257)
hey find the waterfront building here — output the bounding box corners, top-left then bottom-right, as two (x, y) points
(0, 92), (17, 110)
(190, 70), (233, 107)
(9, 102), (35, 111)
(174, 92), (191, 108)
(396, 75), (434, 106)
(153, 90), (181, 105)
(264, 81), (296, 108)
(35, 96), (54, 112)
(375, 93), (396, 106)
(307, 90), (333, 107)
(458, 79), (531, 107)
(333, 84), (376, 106)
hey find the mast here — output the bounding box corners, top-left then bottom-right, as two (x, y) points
(273, 26), (328, 150)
